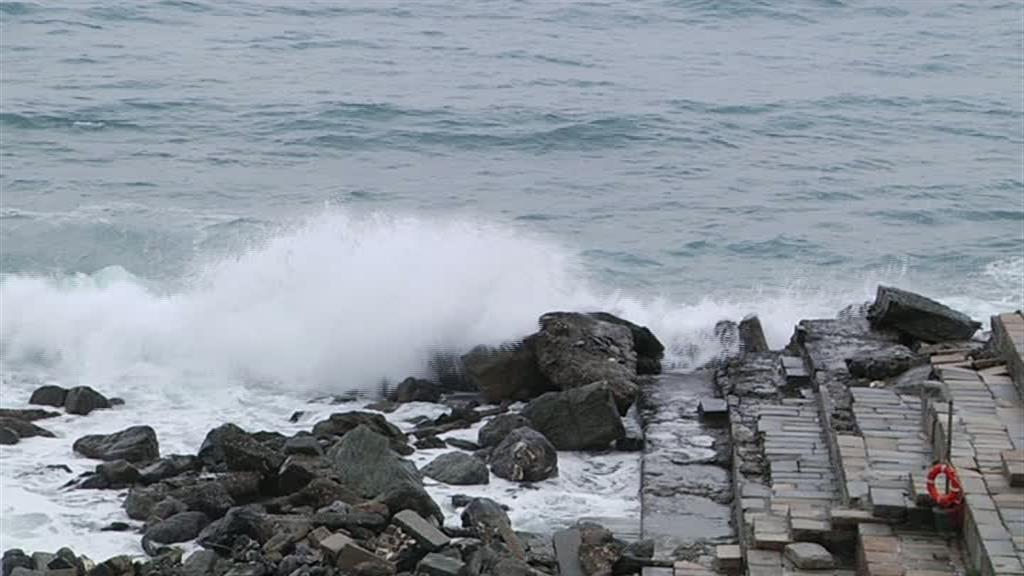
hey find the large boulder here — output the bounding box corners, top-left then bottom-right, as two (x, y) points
(489, 427), (557, 482)
(389, 377), (441, 404)
(64, 386), (111, 415)
(73, 426), (159, 463)
(312, 412), (411, 454)
(845, 345), (927, 380)
(197, 423), (247, 469)
(521, 382), (624, 450)
(327, 425), (440, 521)
(29, 385), (68, 408)
(586, 313), (664, 374)
(197, 505), (273, 550)
(867, 286), (981, 343)
(738, 315), (769, 354)
(577, 522), (626, 576)
(422, 452), (489, 485)
(217, 427), (284, 477)
(461, 338), (552, 403)
(145, 511), (211, 544)
(477, 414), (532, 448)
(534, 313), (638, 412)
(461, 498), (525, 559)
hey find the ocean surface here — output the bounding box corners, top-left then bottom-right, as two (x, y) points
(0, 0), (1022, 555)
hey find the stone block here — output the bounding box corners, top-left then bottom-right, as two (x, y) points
(869, 488), (907, 521)
(393, 510), (450, 552)
(783, 543), (834, 570)
(1001, 450), (1024, 486)
(553, 528), (583, 576)
(713, 545), (742, 574)
(698, 399), (728, 419)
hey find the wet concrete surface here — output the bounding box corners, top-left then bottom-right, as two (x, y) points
(638, 372), (734, 559)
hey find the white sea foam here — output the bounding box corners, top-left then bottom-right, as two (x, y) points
(0, 210), (1018, 556)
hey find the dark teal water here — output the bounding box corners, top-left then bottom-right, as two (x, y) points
(1, 0), (1022, 371)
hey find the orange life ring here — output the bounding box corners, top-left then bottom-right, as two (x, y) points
(926, 463), (964, 508)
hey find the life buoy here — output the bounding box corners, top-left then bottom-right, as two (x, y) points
(926, 463), (964, 508)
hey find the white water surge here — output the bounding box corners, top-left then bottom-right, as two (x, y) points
(1, 211), (1019, 556)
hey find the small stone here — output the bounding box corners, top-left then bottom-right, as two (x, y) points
(101, 522), (131, 532)
(422, 452), (489, 486)
(783, 543), (833, 570)
(697, 399), (727, 418)
(0, 428), (18, 445)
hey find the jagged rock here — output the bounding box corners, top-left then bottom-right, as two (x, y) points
(0, 417), (55, 440)
(390, 377), (441, 404)
(534, 313), (638, 413)
(124, 483), (172, 520)
(477, 414), (532, 448)
(461, 338), (552, 403)
(489, 428), (557, 482)
(197, 505), (273, 550)
(138, 455), (198, 484)
(73, 426), (159, 462)
(96, 459), (140, 487)
(277, 456), (318, 495)
(422, 452), (489, 485)
(145, 511), (211, 544)
(577, 523), (625, 576)
(738, 315), (769, 354)
(0, 428), (19, 445)
(521, 382), (625, 450)
(151, 497), (189, 521)
(285, 477), (363, 510)
(587, 312), (664, 374)
(2, 550), (32, 576)
(846, 345), (926, 379)
(87, 556), (133, 576)
(327, 425), (441, 521)
(445, 438), (480, 452)
(890, 365), (948, 400)
(197, 423), (247, 469)
(313, 412), (411, 454)
(783, 543), (833, 570)
(218, 427), (284, 477)
(283, 436), (323, 457)
(29, 385), (68, 408)
(64, 386), (111, 415)
(171, 481), (236, 519)
(867, 285), (981, 343)
(417, 554), (466, 576)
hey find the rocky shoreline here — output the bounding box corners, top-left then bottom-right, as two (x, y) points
(2, 285), (1021, 576)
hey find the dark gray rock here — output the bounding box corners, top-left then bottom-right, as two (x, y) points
(181, 551), (219, 576)
(444, 438), (479, 451)
(219, 427), (284, 477)
(197, 423), (247, 469)
(488, 428), (557, 482)
(461, 338), (552, 404)
(197, 505), (273, 550)
(285, 477), (363, 510)
(0, 408), (60, 421)
(521, 382), (624, 450)
(124, 484), (172, 520)
(283, 436), (323, 457)
(586, 312), (664, 374)
(73, 426), (159, 462)
(327, 425), (440, 521)
(390, 378), (441, 404)
(845, 345), (927, 379)
(150, 497), (189, 521)
(422, 452), (489, 485)
(2, 550), (32, 576)
(0, 428), (18, 445)
(145, 511), (211, 544)
(171, 481), (235, 519)
(534, 313), (638, 413)
(415, 436), (447, 450)
(64, 386), (111, 415)
(613, 540), (654, 575)
(0, 417), (55, 440)
(867, 285), (981, 343)
(417, 554), (465, 576)
(97, 459), (140, 487)
(138, 455), (198, 484)
(738, 315), (769, 354)
(477, 414), (532, 448)
(312, 412), (410, 454)
(29, 385), (68, 407)
(87, 556), (133, 576)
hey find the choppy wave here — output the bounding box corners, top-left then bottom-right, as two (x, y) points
(2, 210), (1018, 403)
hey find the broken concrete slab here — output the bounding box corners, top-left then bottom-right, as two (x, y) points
(393, 510), (450, 552)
